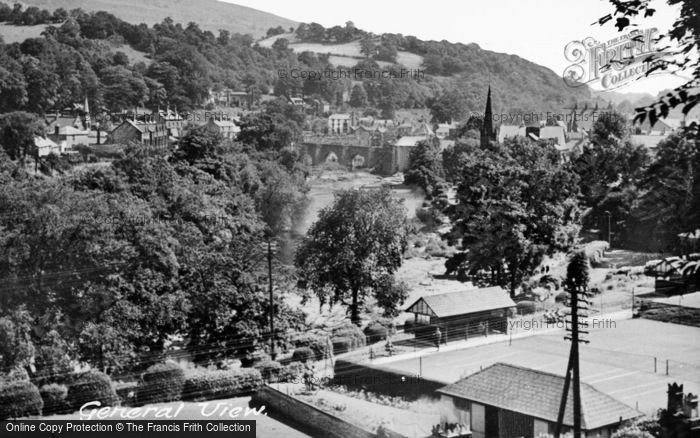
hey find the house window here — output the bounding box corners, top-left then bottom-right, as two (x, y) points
(454, 398), (470, 411)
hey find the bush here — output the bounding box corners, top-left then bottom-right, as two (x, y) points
(279, 362), (305, 383)
(66, 371), (118, 411)
(331, 336), (354, 355)
(241, 350), (271, 367)
(364, 322), (388, 344)
(182, 368), (262, 402)
(137, 362), (185, 405)
(114, 382), (138, 407)
(253, 360), (283, 382)
(33, 331), (73, 386)
(403, 318), (415, 334)
(291, 347), (315, 363)
(424, 238), (450, 258)
(0, 381), (43, 419)
(292, 333), (330, 361)
(40, 384), (70, 415)
(332, 323), (366, 349)
(0, 367), (30, 384)
(516, 301), (537, 315)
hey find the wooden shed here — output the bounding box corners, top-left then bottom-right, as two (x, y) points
(405, 286), (516, 342)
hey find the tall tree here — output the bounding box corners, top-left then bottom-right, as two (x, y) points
(0, 112), (44, 161)
(295, 188), (409, 323)
(404, 137), (445, 196)
(349, 84), (368, 108)
(626, 133), (700, 251)
(447, 139), (581, 296)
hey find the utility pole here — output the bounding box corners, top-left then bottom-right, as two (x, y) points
(604, 210), (612, 248)
(555, 254), (591, 438)
(267, 238), (275, 360)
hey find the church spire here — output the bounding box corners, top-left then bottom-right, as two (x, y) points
(481, 85), (495, 147)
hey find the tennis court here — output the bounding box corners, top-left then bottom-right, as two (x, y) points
(382, 318), (700, 415)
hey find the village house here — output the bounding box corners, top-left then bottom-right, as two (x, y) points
(498, 125), (527, 143)
(48, 125), (90, 150)
(109, 115), (169, 148)
(34, 136), (62, 157)
(328, 113), (352, 134)
(206, 117), (240, 140)
(288, 96), (305, 108)
(158, 107), (186, 141)
(436, 121), (459, 139)
(305, 97), (330, 115)
(538, 125), (567, 148)
(436, 363), (641, 438)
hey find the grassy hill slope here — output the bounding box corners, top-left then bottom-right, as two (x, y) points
(18, 0), (297, 38)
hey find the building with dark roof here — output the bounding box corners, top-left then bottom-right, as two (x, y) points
(437, 363), (641, 438)
(405, 286), (516, 342)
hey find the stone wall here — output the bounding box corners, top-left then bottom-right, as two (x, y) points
(251, 385), (380, 438)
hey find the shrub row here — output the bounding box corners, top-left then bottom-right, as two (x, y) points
(1, 363), (267, 419)
(253, 360), (304, 383)
(39, 384), (70, 416)
(291, 332), (331, 361)
(363, 322), (388, 344)
(137, 361), (185, 405)
(291, 347), (315, 363)
(0, 381), (43, 419)
(331, 323), (366, 354)
(66, 371), (119, 410)
(182, 368), (262, 402)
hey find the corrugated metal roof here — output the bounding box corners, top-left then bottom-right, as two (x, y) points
(437, 363), (641, 430)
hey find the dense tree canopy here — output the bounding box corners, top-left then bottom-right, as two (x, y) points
(295, 188), (409, 323)
(0, 130), (309, 374)
(446, 139), (581, 295)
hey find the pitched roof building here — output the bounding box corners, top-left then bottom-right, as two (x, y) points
(406, 286), (516, 341)
(437, 363), (641, 438)
(206, 118), (240, 140)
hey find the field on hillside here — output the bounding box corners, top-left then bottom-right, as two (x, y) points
(0, 22), (47, 43)
(0, 22), (151, 63)
(258, 36), (424, 69)
(381, 318), (700, 415)
(19, 0), (298, 38)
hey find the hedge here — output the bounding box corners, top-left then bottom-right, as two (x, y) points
(403, 318), (414, 334)
(182, 368), (262, 402)
(516, 300), (537, 315)
(363, 322), (388, 344)
(66, 371), (119, 411)
(40, 384), (70, 416)
(253, 360), (283, 382)
(279, 363), (305, 383)
(292, 332), (330, 361)
(242, 350), (271, 367)
(331, 323), (366, 349)
(331, 336), (354, 355)
(0, 381), (43, 419)
(137, 362), (185, 405)
(291, 347), (314, 363)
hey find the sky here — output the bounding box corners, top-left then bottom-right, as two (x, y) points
(224, 0), (687, 96)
